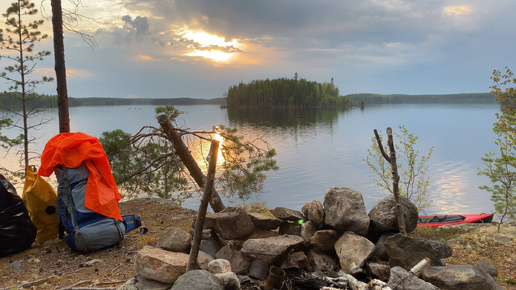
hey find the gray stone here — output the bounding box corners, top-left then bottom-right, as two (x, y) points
(241, 235), (304, 263)
(388, 266), (440, 290)
(309, 229), (339, 255)
(270, 206), (305, 221)
(476, 260), (498, 277)
(365, 262), (391, 282)
(247, 212), (283, 230)
(215, 272), (241, 290)
(306, 248), (339, 274)
(204, 207), (254, 240)
(278, 221), (301, 236)
(196, 250), (214, 270)
(422, 265), (503, 290)
(208, 259), (232, 274)
(135, 246), (189, 284)
(280, 251), (310, 270)
(334, 231), (375, 273)
(371, 232), (396, 261)
(301, 200), (324, 225)
(368, 194), (419, 233)
(300, 221), (317, 246)
(199, 230), (225, 258)
(134, 274), (172, 290)
(157, 227), (192, 252)
(215, 244), (252, 275)
(171, 269), (223, 290)
(384, 233), (452, 269)
(323, 187), (370, 236)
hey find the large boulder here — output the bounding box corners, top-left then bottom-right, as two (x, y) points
(135, 246), (189, 284)
(301, 200), (325, 225)
(323, 187), (370, 236)
(215, 244), (252, 275)
(334, 231), (375, 273)
(368, 194), (419, 233)
(309, 229), (339, 255)
(384, 233), (453, 269)
(203, 207), (254, 240)
(270, 206), (305, 221)
(247, 212), (283, 230)
(241, 235), (304, 263)
(157, 227), (192, 252)
(170, 270), (223, 290)
(388, 266), (440, 290)
(422, 265), (503, 290)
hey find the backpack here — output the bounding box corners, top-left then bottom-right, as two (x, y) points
(0, 174), (37, 257)
(39, 132), (142, 253)
(22, 165), (59, 244)
(56, 163), (139, 253)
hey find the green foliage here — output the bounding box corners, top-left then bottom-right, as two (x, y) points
(215, 125), (279, 200)
(478, 67), (516, 232)
(100, 105), (278, 205)
(100, 129), (188, 201)
(226, 76), (351, 108)
(364, 125), (434, 211)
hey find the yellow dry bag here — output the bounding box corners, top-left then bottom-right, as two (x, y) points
(22, 165), (59, 243)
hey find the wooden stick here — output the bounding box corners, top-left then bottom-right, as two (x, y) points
(187, 140), (219, 271)
(1, 275), (58, 290)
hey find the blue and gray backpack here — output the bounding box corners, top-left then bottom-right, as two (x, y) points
(56, 163), (141, 253)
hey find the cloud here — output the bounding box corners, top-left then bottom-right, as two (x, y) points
(2, 0), (516, 98)
(133, 55), (160, 62)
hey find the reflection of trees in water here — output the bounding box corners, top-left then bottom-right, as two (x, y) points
(227, 107), (350, 130)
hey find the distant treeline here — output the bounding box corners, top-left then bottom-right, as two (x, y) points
(346, 93), (495, 104)
(0, 90), (496, 112)
(0, 92), (225, 110)
(225, 77), (496, 108)
(226, 77), (351, 108)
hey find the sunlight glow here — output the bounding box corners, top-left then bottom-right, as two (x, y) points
(186, 50), (233, 62)
(134, 55), (160, 62)
(444, 5), (471, 16)
(182, 31), (238, 48)
(180, 30), (239, 62)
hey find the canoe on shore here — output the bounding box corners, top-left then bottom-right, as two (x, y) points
(417, 213), (494, 228)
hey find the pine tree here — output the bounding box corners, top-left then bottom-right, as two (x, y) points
(0, 0), (54, 170)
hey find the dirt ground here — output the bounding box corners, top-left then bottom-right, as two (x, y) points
(0, 198), (515, 289)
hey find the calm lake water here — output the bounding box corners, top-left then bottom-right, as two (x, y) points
(2, 103), (500, 215)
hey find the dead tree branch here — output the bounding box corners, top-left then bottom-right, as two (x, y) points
(374, 127), (407, 235)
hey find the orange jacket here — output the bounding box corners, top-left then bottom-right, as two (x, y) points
(38, 132), (122, 221)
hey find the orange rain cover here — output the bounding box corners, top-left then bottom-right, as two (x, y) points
(38, 132), (122, 221)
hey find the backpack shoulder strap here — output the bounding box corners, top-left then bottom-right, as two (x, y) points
(58, 165), (88, 251)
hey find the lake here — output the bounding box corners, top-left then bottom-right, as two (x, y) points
(1, 103), (500, 215)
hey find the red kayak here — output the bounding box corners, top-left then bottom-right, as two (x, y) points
(417, 213), (494, 228)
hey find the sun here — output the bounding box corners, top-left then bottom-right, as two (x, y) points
(181, 30), (239, 62)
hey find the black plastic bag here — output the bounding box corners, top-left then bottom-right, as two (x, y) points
(0, 174), (37, 257)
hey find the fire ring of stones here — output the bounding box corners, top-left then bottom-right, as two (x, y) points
(120, 187), (502, 290)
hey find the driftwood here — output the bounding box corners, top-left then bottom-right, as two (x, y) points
(158, 114), (225, 213)
(187, 140), (219, 271)
(1, 275), (58, 290)
(374, 128), (407, 235)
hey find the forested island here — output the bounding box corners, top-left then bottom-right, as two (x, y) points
(0, 76), (495, 111)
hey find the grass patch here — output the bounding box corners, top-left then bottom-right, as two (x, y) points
(410, 225), (474, 241)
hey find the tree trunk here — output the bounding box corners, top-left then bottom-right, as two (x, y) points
(187, 140), (219, 271)
(158, 114), (226, 212)
(51, 0), (70, 133)
(374, 128), (407, 235)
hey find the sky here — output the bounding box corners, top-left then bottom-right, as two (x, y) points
(0, 0), (515, 99)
